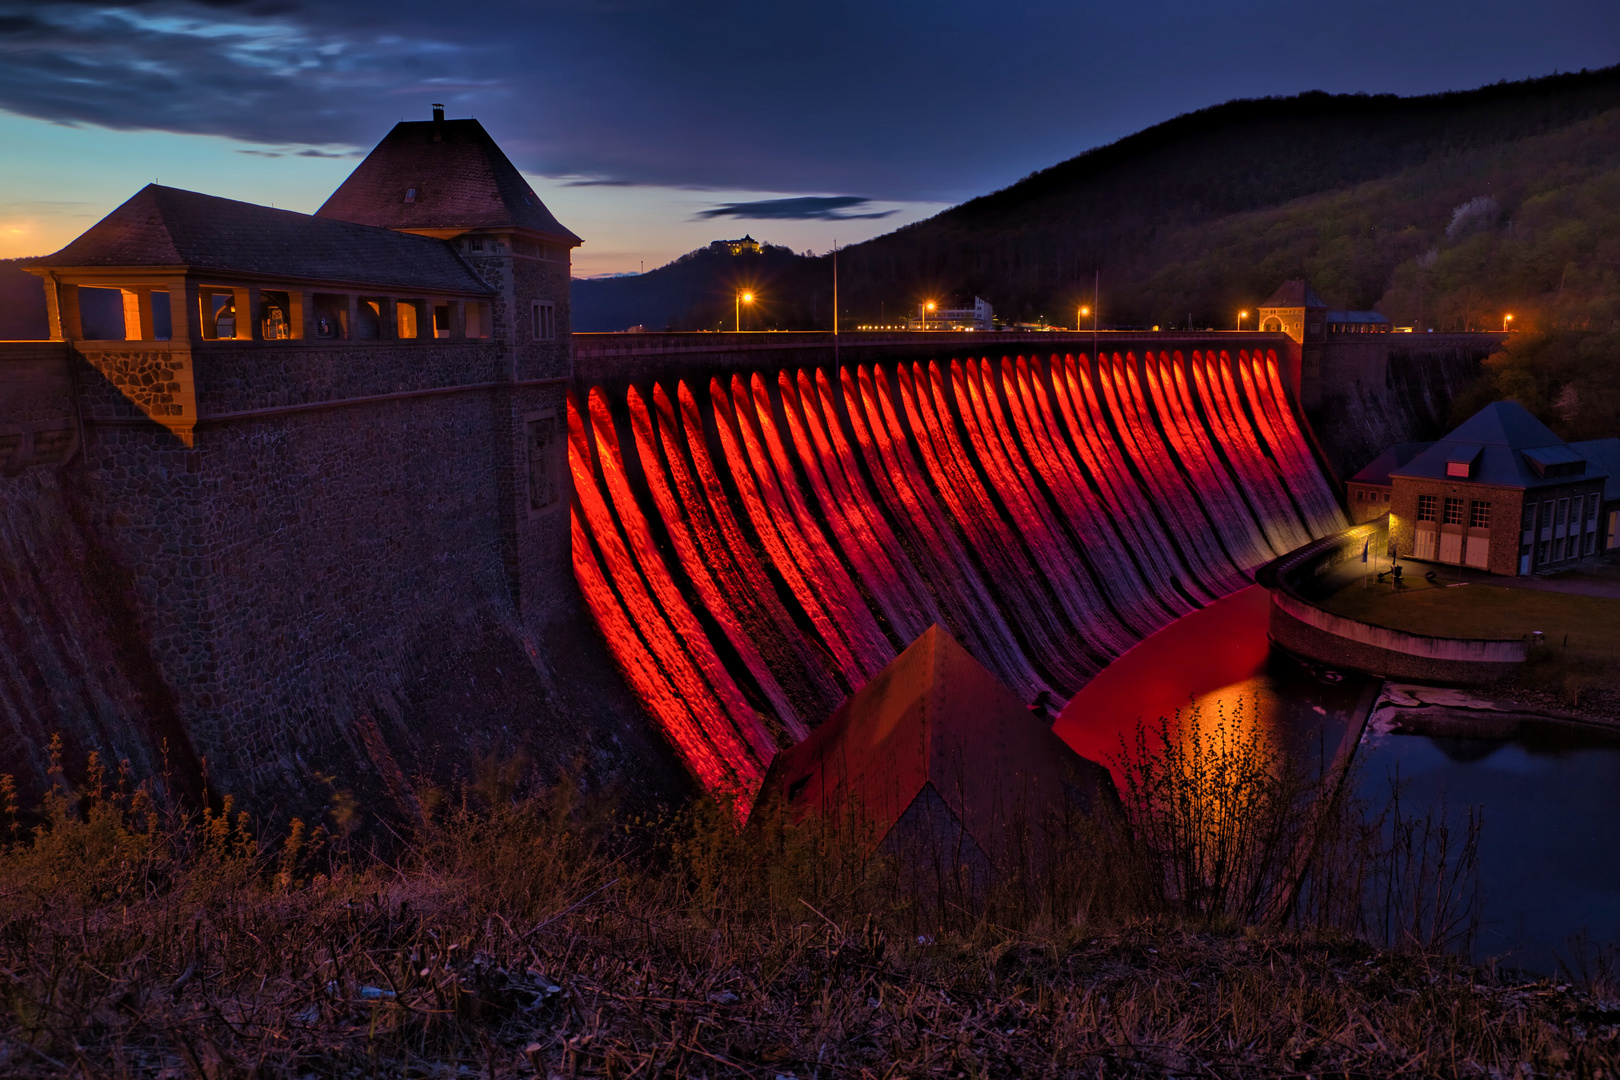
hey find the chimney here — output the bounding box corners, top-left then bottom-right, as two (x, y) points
(432, 103), (444, 141)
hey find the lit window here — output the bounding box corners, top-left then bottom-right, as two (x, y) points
(1443, 497), (1464, 526)
(1417, 494), (1437, 522)
(397, 300), (421, 339)
(1469, 501), (1491, 529)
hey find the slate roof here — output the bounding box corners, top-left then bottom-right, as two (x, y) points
(749, 625), (1114, 861)
(1259, 279), (1328, 309)
(1570, 438), (1620, 502)
(317, 119), (581, 244)
(1349, 442), (1433, 486)
(29, 185), (492, 295)
(1389, 400), (1606, 489)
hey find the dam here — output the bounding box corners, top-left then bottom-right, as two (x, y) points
(569, 345), (1346, 803)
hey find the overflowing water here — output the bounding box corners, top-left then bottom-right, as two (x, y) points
(570, 349), (1346, 801)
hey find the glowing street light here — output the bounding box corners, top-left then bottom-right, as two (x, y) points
(1078, 304), (1091, 332)
(1503, 313), (1514, 332)
(921, 300), (937, 329)
(1237, 309), (1250, 331)
(735, 290), (754, 332)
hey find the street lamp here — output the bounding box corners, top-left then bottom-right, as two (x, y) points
(1079, 305), (1090, 332)
(1503, 313), (1514, 332)
(1237, 310), (1250, 331)
(921, 300), (937, 330)
(736, 290), (754, 332)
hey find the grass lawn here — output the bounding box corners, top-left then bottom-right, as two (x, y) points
(1320, 575), (1620, 666)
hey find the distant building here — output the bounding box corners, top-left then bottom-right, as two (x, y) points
(1346, 442), (1431, 523)
(710, 235), (762, 255)
(1379, 401), (1618, 575)
(910, 297), (993, 332)
(1326, 310), (1390, 334)
(1256, 280), (1328, 343)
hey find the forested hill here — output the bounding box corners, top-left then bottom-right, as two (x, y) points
(575, 65), (1620, 336)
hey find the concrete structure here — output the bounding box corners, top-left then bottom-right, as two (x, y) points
(1259, 522), (1528, 684)
(0, 109), (688, 816)
(1386, 402), (1610, 576)
(750, 625), (1116, 894)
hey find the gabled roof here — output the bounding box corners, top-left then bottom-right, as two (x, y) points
(317, 118), (580, 244)
(1390, 400), (1603, 489)
(749, 625), (1113, 860)
(1570, 438), (1620, 502)
(29, 185), (492, 295)
(1349, 442), (1433, 485)
(1259, 279), (1328, 309)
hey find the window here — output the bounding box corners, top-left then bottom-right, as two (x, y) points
(1417, 494), (1437, 522)
(1469, 501), (1491, 529)
(1586, 531), (1597, 554)
(1588, 493), (1601, 522)
(1556, 498), (1569, 526)
(532, 300), (555, 341)
(465, 301), (490, 339)
(313, 293), (348, 339)
(1541, 501), (1555, 529)
(1553, 538), (1565, 561)
(1443, 497), (1464, 526)
(433, 303), (451, 339)
(260, 290), (291, 340)
(1522, 504), (1536, 531)
(1537, 540), (1549, 564)
(527, 413), (560, 512)
(1384, 491), (1390, 503)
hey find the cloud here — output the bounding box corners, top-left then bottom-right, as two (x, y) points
(562, 178), (640, 187)
(695, 196), (895, 221)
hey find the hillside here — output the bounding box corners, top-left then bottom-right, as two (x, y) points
(577, 66), (1620, 336)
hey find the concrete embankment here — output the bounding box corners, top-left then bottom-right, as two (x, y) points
(1258, 519), (1527, 684)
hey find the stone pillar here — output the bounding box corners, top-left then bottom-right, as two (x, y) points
(170, 281), (202, 344)
(55, 282), (82, 341)
(121, 287), (156, 342)
(291, 291), (314, 340)
(232, 287), (254, 341)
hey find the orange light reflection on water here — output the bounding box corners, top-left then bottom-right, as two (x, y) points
(1052, 584), (1274, 789)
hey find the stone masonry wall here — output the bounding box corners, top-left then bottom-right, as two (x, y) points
(0, 333), (685, 821)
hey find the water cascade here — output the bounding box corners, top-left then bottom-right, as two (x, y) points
(570, 349), (1346, 800)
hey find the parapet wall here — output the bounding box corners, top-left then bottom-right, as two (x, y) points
(1258, 521), (1526, 684)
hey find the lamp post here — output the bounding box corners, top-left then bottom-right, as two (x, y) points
(1078, 305), (1089, 333)
(736, 291), (754, 333)
(921, 300), (936, 331)
(1237, 310), (1249, 332)
(1503, 313), (1514, 332)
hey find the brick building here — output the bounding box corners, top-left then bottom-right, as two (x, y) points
(1, 109), (688, 815)
(1383, 401), (1616, 576)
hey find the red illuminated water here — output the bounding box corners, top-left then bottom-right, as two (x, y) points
(569, 352), (1347, 797)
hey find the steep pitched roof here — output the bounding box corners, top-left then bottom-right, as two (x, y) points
(1259, 279), (1328, 309)
(317, 119), (581, 244)
(1570, 438), (1620, 502)
(1390, 400), (1601, 488)
(1349, 442), (1433, 485)
(750, 625), (1114, 860)
(29, 185), (492, 295)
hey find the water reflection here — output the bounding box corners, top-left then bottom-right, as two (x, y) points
(1054, 585), (1372, 784)
(1056, 581), (1620, 975)
(1358, 720), (1620, 974)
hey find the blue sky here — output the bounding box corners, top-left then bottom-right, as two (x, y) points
(1, 0), (1616, 274)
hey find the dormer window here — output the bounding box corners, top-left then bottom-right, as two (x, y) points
(470, 238), (485, 252)
(405, 188), (417, 203)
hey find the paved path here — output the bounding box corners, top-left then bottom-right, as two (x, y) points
(1435, 560), (1620, 599)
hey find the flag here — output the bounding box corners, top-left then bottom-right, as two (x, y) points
(1361, 538), (1369, 563)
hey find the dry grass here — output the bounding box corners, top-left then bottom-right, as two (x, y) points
(0, 733), (1614, 1078)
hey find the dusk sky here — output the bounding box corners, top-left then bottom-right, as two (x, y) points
(2, 1), (1616, 276)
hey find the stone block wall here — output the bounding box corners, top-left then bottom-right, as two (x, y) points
(0, 334), (685, 820)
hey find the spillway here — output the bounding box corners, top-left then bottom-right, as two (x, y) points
(570, 349), (1346, 804)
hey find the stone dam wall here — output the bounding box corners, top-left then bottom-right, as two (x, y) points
(0, 340), (687, 819)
